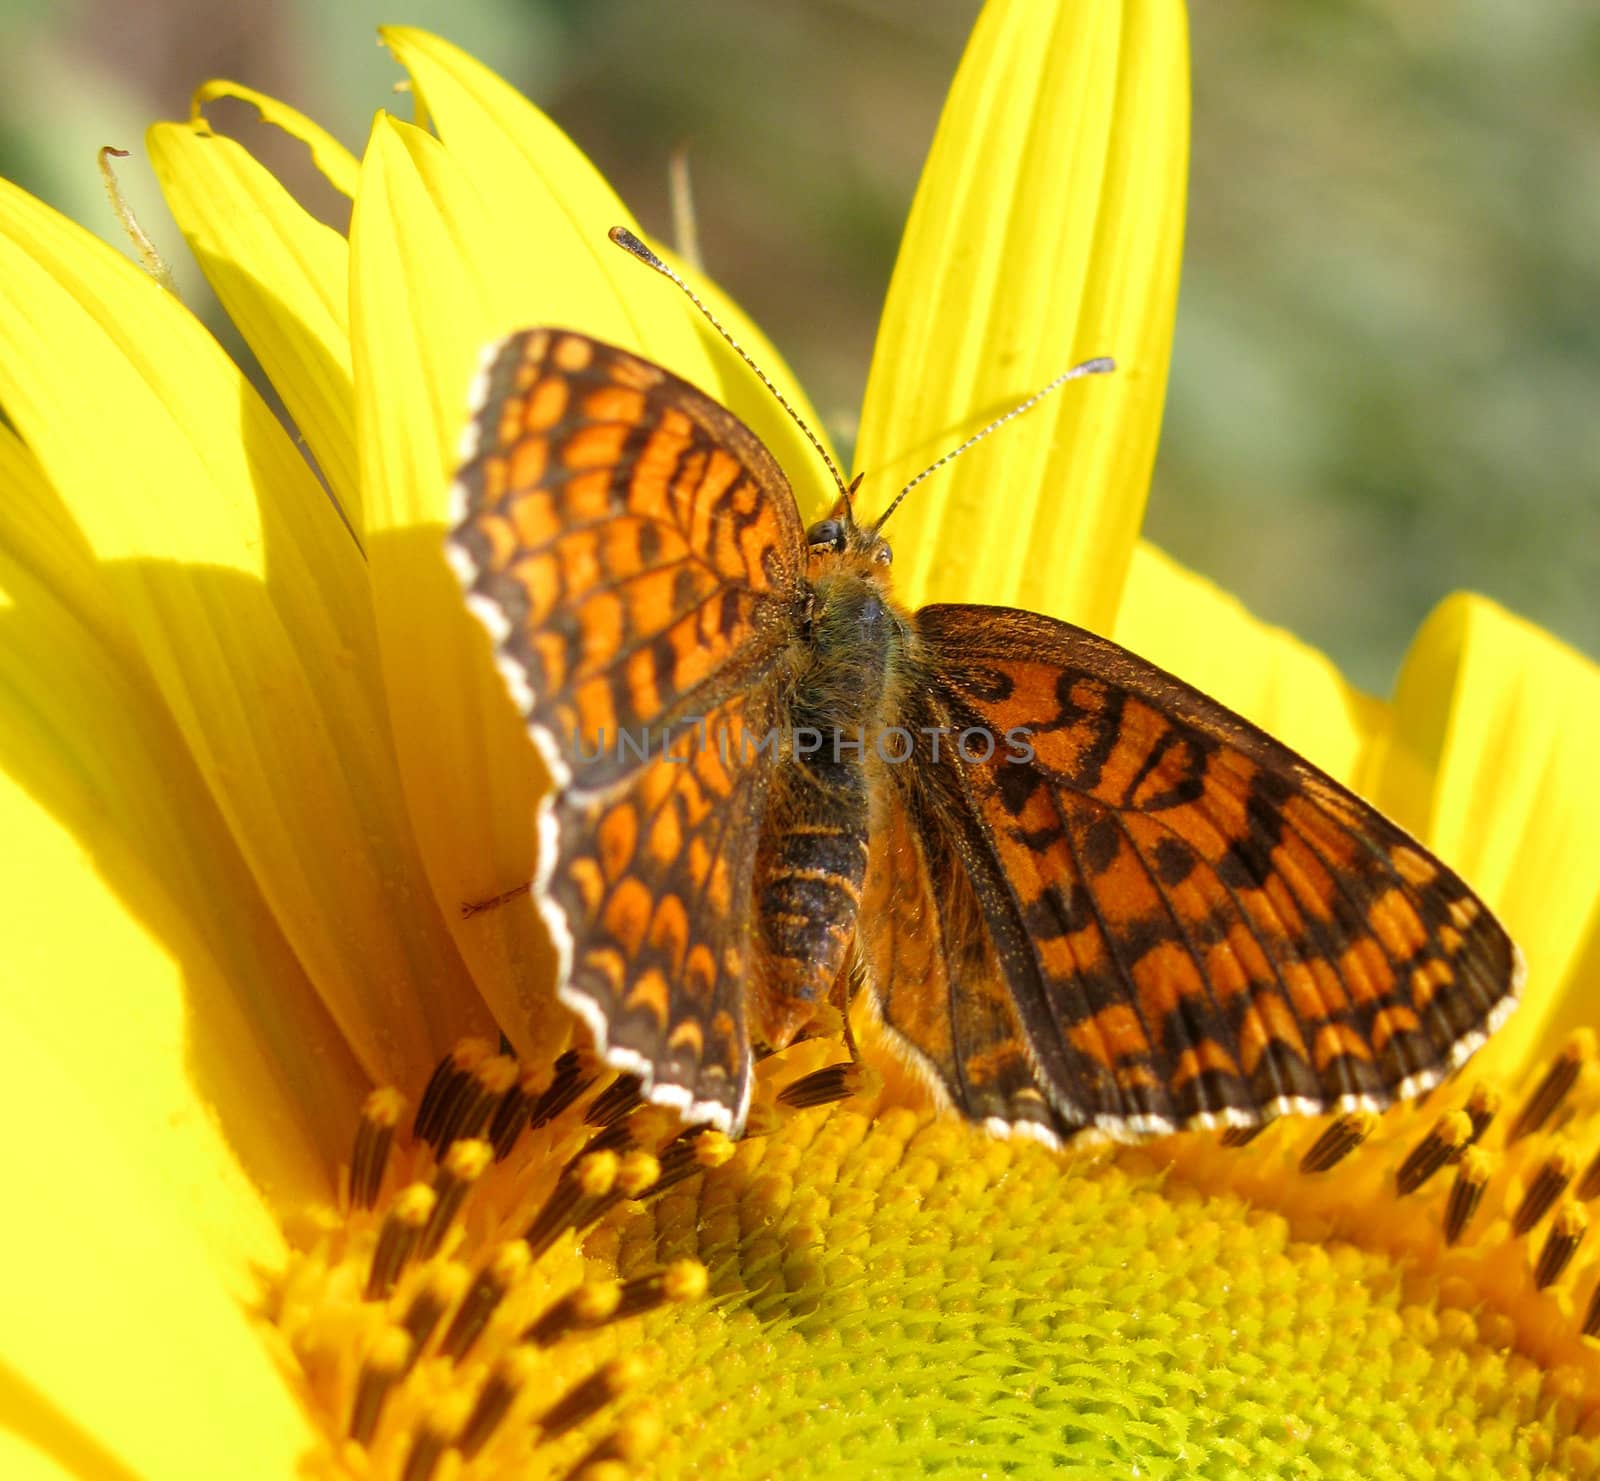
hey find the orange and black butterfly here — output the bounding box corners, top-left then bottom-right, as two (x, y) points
(447, 241), (1520, 1146)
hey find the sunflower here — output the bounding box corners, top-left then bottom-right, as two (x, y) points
(2, 2), (1598, 1477)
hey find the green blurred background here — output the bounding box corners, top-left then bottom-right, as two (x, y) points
(2, 0), (1594, 693)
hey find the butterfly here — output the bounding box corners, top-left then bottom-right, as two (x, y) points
(446, 271), (1520, 1147)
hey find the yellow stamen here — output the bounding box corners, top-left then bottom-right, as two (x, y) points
(741, 1104), (784, 1138)
(528, 1047), (597, 1129)
(1508, 1030), (1593, 1143)
(1395, 1110), (1473, 1195)
(585, 1072), (646, 1126)
(438, 1240), (531, 1362)
(350, 1086), (407, 1211)
(1462, 1083), (1501, 1146)
(524, 1280), (625, 1346)
(459, 1347), (545, 1460)
(419, 1137), (493, 1258)
(1510, 1145), (1577, 1237)
(366, 1184), (436, 1300)
(613, 1259), (710, 1321)
(399, 1262), (470, 1364)
(347, 1326), (412, 1445)
(1299, 1110), (1377, 1173)
(1444, 1146), (1493, 1245)
(1576, 1144), (1600, 1201)
(519, 1261), (708, 1350)
(400, 1390), (472, 1481)
(1534, 1203), (1588, 1290)
(661, 1258), (711, 1303)
(616, 1150), (662, 1197)
(433, 1053), (519, 1153)
(565, 1402), (665, 1480)
(536, 1353), (651, 1439)
(486, 1071), (534, 1160)
(778, 1058), (882, 1109)
(525, 1149), (621, 1256)
(414, 1038), (495, 1147)
(576, 1151), (620, 1198)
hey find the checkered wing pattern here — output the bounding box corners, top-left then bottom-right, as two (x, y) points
(863, 605), (1522, 1141)
(448, 331), (807, 1130)
(540, 690), (782, 1129)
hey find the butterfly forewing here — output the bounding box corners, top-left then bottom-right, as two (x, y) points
(887, 604), (1522, 1138)
(449, 330), (805, 793)
(449, 330), (809, 1129)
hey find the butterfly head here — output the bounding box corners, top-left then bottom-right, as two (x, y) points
(805, 473), (894, 577)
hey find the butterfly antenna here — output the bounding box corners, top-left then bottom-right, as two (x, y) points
(870, 355), (1116, 534)
(609, 225), (850, 499)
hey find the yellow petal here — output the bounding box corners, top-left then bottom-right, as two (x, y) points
(350, 115), (569, 1058)
(379, 27), (830, 500)
(0, 1010), (311, 1479)
(0, 453), (312, 1453)
(1115, 540), (1385, 785)
(0, 1434), (77, 1481)
(379, 26), (708, 374)
(148, 120), (360, 534)
(191, 79), (360, 199)
(0, 423), (367, 1208)
(0, 419), (130, 666)
(0, 178), (477, 1088)
(858, 0), (1188, 626)
(1370, 592), (1600, 1076)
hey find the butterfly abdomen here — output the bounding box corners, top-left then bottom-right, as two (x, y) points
(751, 759), (871, 1049)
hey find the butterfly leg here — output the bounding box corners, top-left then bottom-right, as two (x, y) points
(837, 951), (867, 1063)
(460, 881), (532, 918)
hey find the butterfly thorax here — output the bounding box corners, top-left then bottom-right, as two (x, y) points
(794, 550), (907, 732)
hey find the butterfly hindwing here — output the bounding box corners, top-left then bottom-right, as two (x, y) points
(449, 330), (808, 1131)
(862, 755), (1069, 1141)
(543, 688), (782, 1130)
(862, 604), (1521, 1140)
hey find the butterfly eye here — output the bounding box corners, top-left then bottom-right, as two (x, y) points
(806, 519), (846, 553)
